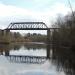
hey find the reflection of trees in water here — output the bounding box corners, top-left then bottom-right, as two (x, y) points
(0, 43), (46, 53)
(0, 43), (47, 55)
(23, 43), (46, 50)
(0, 44), (22, 55)
(2, 43), (75, 75)
(12, 44), (21, 50)
(51, 46), (75, 75)
(0, 44), (13, 55)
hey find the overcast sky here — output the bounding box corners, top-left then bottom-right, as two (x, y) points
(0, 0), (75, 33)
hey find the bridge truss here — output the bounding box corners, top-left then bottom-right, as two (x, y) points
(6, 22), (48, 30)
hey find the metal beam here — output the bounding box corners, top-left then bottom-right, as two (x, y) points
(5, 28), (60, 30)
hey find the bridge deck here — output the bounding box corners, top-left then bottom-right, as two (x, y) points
(5, 28), (59, 30)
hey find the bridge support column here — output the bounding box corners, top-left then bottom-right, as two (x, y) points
(5, 30), (10, 36)
(0, 30), (5, 43)
(1, 30), (4, 36)
(47, 29), (50, 45)
(52, 29), (56, 45)
(47, 29), (51, 59)
(5, 30), (10, 43)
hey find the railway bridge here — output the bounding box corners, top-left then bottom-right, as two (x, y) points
(2, 22), (59, 44)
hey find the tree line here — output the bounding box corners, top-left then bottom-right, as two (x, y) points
(0, 31), (47, 43)
(52, 12), (75, 48)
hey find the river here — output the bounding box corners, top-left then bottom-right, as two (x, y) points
(0, 43), (74, 75)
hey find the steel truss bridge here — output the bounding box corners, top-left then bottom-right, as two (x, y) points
(6, 22), (48, 30)
(4, 22), (59, 44)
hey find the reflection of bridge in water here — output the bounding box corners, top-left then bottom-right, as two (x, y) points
(4, 44), (51, 64)
(6, 55), (47, 64)
(0, 43), (51, 64)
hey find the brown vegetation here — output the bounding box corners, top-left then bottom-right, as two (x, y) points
(52, 12), (75, 48)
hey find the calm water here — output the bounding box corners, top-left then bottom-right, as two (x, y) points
(0, 43), (74, 75)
